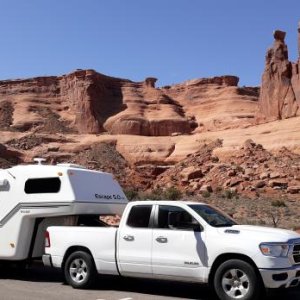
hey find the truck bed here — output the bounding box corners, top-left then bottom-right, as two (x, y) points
(46, 226), (119, 275)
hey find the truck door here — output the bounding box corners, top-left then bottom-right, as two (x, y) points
(152, 205), (207, 281)
(117, 205), (153, 277)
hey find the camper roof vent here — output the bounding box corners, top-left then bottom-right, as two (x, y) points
(0, 179), (9, 187)
(56, 163), (86, 169)
(33, 158), (46, 165)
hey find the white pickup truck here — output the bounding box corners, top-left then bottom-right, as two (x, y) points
(43, 201), (300, 300)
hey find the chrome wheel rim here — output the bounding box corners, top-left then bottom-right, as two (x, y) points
(69, 258), (88, 283)
(221, 268), (250, 299)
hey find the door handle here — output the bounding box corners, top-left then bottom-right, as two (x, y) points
(123, 235), (134, 242)
(156, 236), (168, 243)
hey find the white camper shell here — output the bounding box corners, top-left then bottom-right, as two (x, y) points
(0, 161), (128, 261)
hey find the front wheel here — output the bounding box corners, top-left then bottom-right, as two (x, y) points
(213, 259), (262, 300)
(64, 251), (96, 289)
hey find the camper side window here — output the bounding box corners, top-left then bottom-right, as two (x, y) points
(25, 178), (61, 194)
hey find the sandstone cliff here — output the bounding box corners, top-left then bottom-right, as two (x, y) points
(0, 70), (259, 137)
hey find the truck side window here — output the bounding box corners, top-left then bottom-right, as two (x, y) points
(25, 178), (61, 194)
(158, 205), (200, 231)
(127, 205), (152, 228)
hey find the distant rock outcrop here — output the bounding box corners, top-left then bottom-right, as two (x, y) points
(258, 28), (300, 121)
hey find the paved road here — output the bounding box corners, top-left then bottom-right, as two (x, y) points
(0, 264), (299, 300)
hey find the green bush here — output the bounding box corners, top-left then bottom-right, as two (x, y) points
(133, 186), (183, 201)
(164, 186), (182, 200)
(215, 186), (223, 193)
(142, 188), (164, 200)
(224, 189), (238, 199)
(124, 189), (139, 201)
(202, 191), (211, 198)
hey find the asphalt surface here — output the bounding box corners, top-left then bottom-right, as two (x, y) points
(0, 263), (299, 300)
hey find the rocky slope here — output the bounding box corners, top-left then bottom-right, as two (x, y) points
(153, 139), (300, 196)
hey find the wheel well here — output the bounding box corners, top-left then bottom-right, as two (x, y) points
(208, 253), (262, 287)
(62, 246), (94, 269)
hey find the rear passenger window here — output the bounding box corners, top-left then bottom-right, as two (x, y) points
(25, 178), (61, 194)
(127, 205), (152, 228)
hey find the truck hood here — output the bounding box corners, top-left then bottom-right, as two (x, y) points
(218, 225), (300, 243)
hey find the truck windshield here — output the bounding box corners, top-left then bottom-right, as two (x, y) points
(189, 204), (237, 227)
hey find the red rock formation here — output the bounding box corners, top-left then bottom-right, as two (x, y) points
(1, 69), (257, 136)
(60, 70), (128, 134)
(258, 29), (300, 121)
(0, 70), (196, 136)
(291, 22), (300, 107)
(163, 76), (258, 132)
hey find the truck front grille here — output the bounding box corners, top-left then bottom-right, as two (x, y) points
(292, 244), (300, 264)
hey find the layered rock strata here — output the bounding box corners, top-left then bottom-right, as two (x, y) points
(0, 71), (258, 136)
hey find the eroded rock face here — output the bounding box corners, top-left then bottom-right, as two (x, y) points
(0, 70), (195, 136)
(60, 70), (127, 134)
(0, 70), (258, 136)
(258, 29), (300, 121)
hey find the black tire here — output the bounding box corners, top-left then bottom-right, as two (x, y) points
(213, 259), (262, 300)
(64, 251), (96, 289)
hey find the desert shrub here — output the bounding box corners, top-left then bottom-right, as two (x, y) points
(142, 188), (164, 200)
(185, 190), (195, 197)
(164, 186), (182, 200)
(215, 186), (223, 193)
(271, 200), (286, 208)
(224, 189), (238, 199)
(125, 189), (139, 201)
(140, 187), (182, 201)
(202, 191), (211, 198)
(236, 165), (244, 172)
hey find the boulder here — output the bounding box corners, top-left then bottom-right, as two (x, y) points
(244, 139), (256, 149)
(227, 170), (236, 176)
(200, 184), (213, 193)
(259, 172), (269, 180)
(255, 181), (266, 188)
(269, 172), (281, 179)
(269, 180), (288, 189)
(244, 168), (254, 176)
(287, 186), (300, 194)
(180, 167), (203, 181)
(228, 178), (243, 187)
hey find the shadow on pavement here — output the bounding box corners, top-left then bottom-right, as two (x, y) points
(0, 262), (299, 300)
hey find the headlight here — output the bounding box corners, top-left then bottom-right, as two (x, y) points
(259, 243), (290, 257)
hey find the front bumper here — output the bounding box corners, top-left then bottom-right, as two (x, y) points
(259, 265), (300, 288)
(42, 254), (53, 268)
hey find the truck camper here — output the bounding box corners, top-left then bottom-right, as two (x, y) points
(0, 158), (128, 262)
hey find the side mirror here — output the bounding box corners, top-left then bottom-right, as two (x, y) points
(191, 223), (203, 232)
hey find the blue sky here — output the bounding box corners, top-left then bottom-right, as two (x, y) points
(0, 0), (299, 86)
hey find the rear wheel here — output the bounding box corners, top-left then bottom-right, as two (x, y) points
(213, 259), (262, 300)
(64, 251), (96, 289)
